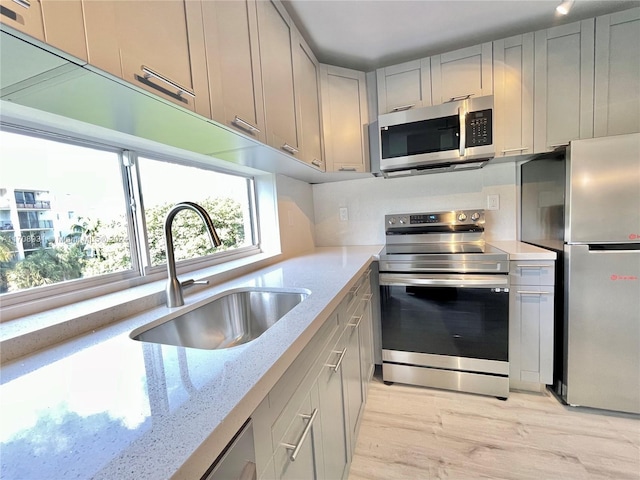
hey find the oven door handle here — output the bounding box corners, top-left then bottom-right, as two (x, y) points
(379, 273), (509, 289)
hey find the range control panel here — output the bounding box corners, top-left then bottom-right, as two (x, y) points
(385, 210), (485, 229)
(465, 109), (492, 147)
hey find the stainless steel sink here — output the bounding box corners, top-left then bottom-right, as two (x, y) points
(131, 287), (309, 350)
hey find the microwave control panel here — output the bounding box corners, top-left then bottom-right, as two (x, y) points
(465, 109), (492, 147)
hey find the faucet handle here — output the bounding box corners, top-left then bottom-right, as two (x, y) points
(181, 279), (209, 289)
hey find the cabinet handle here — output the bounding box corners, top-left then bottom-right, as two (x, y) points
(447, 94), (473, 103)
(232, 116), (260, 134)
(516, 264), (552, 268)
(311, 159), (322, 167)
(282, 143), (299, 154)
(12, 0), (30, 8)
(326, 348), (347, 373)
(339, 167), (357, 172)
(363, 293), (373, 301)
(548, 143), (569, 149)
(390, 103), (415, 112)
(281, 408), (318, 462)
(348, 315), (362, 329)
(517, 290), (552, 295)
(141, 66), (195, 98)
(501, 147), (529, 154)
(458, 106), (466, 157)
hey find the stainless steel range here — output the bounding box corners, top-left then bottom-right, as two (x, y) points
(379, 209), (510, 398)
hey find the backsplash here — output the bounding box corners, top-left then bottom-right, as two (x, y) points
(312, 162), (518, 246)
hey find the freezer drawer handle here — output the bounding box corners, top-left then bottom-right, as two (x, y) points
(281, 408), (318, 461)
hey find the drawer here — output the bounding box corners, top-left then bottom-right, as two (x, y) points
(509, 261), (555, 286)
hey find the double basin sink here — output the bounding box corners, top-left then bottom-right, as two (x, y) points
(130, 287), (309, 350)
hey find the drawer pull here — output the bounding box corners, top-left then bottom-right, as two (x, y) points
(12, 0), (30, 8)
(348, 315), (362, 329)
(326, 348), (347, 373)
(232, 116), (260, 134)
(390, 103), (415, 112)
(141, 66), (195, 98)
(517, 290), (552, 295)
(281, 408), (318, 461)
(516, 264), (552, 268)
(282, 143), (299, 154)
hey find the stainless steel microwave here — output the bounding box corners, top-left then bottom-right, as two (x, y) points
(378, 95), (495, 173)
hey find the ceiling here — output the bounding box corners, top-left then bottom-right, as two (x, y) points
(282, 0), (640, 71)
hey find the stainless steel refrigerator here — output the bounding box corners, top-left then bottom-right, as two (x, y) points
(521, 133), (640, 414)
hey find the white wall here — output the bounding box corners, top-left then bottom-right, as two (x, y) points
(276, 174), (317, 256)
(312, 161), (518, 246)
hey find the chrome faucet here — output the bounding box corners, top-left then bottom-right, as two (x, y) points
(164, 202), (222, 307)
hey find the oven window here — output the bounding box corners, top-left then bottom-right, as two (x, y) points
(381, 115), (460, 159)
(381, 285), (508, 362)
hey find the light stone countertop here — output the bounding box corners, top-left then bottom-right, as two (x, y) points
(488, 241), (557, 260)
(0, 246), (383, 480)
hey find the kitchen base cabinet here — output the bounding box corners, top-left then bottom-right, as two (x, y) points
(253, 268), (374, 480)
(509, 261), (555, 391)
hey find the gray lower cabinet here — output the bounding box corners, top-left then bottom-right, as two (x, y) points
(253, 268), (373, 480)
(509, 260), (555, 391)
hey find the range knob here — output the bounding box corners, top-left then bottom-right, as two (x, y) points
(471, 212), (481, 221)
(399, 217), (408, 224)
(388, 217), (397, 225)
(457, 213), (467, 222)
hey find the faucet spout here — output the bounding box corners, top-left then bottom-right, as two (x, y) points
(164, 202), (222, 307)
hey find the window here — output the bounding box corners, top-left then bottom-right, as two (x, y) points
(136, 157), (257, 269)
(0, 130), (133, 294)
(0, 127), (261, 304)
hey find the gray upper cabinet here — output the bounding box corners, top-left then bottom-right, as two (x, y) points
(376, 58), (432, 114)
(533, 19), (595, 153)
(594, 7), (640, 137)
(0, 0), (44, 42)
(256, 0), (301, 157)
(293, 32), (324, 170)
(431, 43), (493, 105)
(320, 64), (369, 172)
(40, 0), (87, 62)
(83, 0), (205, 114)
(200, 0), (266, 142)
(493, 33), (534, 158)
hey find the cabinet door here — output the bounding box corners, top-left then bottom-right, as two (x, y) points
(316, 331), (349, 480)
(509, 288), (554, 385)
(0, 0), (44, 41)
(320, 64), (369, 172)
(293, 32), (324, 170)
(594, 7), (640, 137)
(201, 0), (265, 142)
(376, 58), (432, 114)
(358, 294), (375, 402)
(431, 43), (492, 105)
(273, 388), (321, 480)
(493, 33), (534, 157)
(83, 0), (199, 112)
(257, 0), (300, 157)
(534, 19), (595, 153)
(40, 0), (87, 61)
(342, 310), (364, 453)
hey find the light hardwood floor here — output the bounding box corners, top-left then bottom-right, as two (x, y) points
(348, 373), (640, 480)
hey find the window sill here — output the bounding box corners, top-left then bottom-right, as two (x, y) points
(0, 251), (283, 364)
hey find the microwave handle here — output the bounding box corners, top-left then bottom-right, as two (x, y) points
(458, 107), (466, 157)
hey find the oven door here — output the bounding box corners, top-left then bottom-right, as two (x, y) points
(380, 273), (509, 376)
